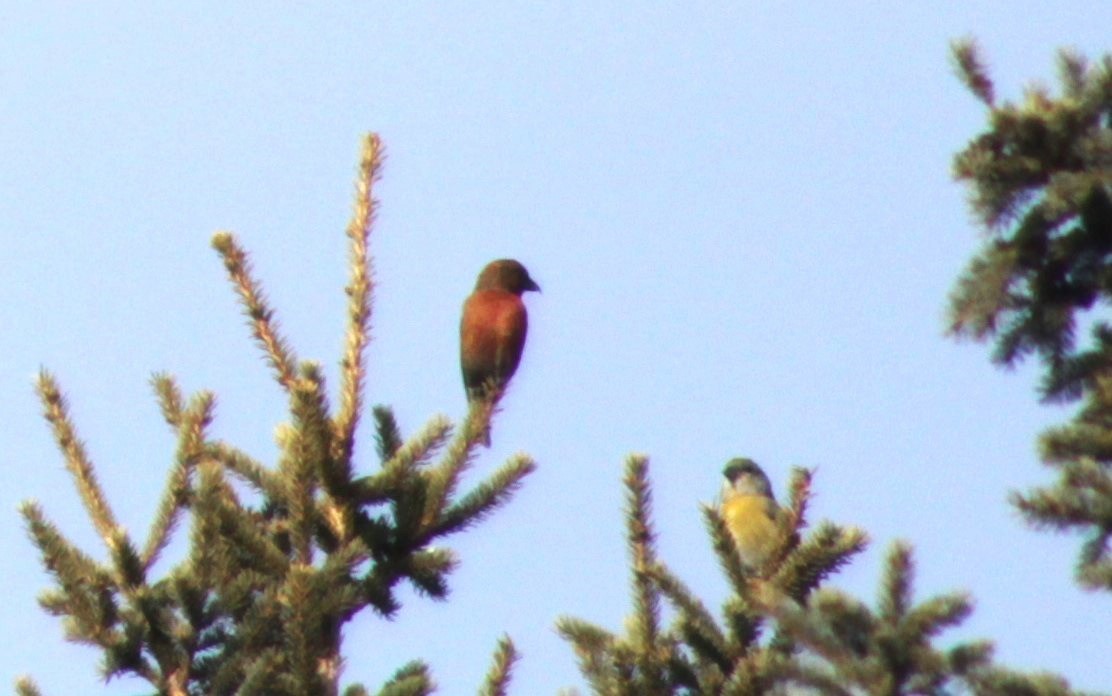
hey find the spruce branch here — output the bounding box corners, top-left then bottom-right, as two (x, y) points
(903, 593), (975, 642)
(212, 230), (299, 392)
(22, 133), (538, 693)
(206, 440), (283, 500)
(369, 414), (452, 503)
(550, 456), (686, 695)
(388, 415), (453, 472)
(434, 454), (536, 537)
(878, 540), (913, 623)
(967, 665), (1097, 696)
(21, 502), (118, 641)
(282, 363), (334, 565)
(401, 547), (457, 599)
(335, 133), (384, 467)
(142, 389), (213, 570)
(1010, 455), (1112, 590)
(781, 467), (813, 547)
(21, 500), (194, 690)
(1078, 543), (1112, 590)
(945, 45), (1112, 590)
(702, 504), (749, 590)
(373, 404), (404, 462)
(377, 661), (435, 696)
(771, 521), (868, 603)
(1016, 373), (1112, 588)
(35, 371), (120, 545)
(235, 649), (285, 696)
(622, 455), (666, 687)
(951, 38), (996, 106)
(555, 617), (619, 692)
(1057, 50), (1091, 100)
(13, 676), (42, 696)
(562, 460), (879, 694)
(106, 526), (145, 590)
(646, 562), (730, 671)
(192, 461), (289, 579)
(151, 372), (186, 428)
(360, 562), (403, 618)
(316, 540), (370, 615)
(947, 44), (1112, 387)
(296, 362), (345, 496)
(478, 635), (519, 696)
(764, 541), (1074, 696)
(422, 406), (488, 529)
(284, 564), (329, 694)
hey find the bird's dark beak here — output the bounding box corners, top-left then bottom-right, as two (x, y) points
(527, 278), (541, 293)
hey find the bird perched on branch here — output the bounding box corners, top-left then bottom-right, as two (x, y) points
(460, 259), (540, 446)
(720, 458), (781, 570)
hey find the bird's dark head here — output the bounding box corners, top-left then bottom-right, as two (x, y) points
(475, 259), (541, 295)
(723, 457), (762, 483)
(723, 457), (774, 499)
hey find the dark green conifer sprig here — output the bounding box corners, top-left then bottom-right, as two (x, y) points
(1014, 373), (1112, 589)
(19, 133), (534, 695)
(947, 41), (1112, 591)
(478, 636), (520, 696)
(556, 455), (681, 695)
(374, 661), (434, 696)
(558, 458), (866, 694)
(948, 40), (1112, 396)
(766, 542), (1087, 696)
(13, 678), (41, 696)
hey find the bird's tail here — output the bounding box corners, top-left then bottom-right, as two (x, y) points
(467, 382), (504, 448)
(466, 391), (497, 448)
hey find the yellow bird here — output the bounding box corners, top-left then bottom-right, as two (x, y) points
(719, 458), (781, 569)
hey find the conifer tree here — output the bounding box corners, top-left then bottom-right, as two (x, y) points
(18, 134), (533, 695)
(768, 543), (1083, 695)
(557, 457), (867, 694)
(559, 459), (1091, 695)
(947, 42), (1112, 590)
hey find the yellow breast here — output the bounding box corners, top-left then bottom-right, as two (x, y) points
(721, 493), (779, 568)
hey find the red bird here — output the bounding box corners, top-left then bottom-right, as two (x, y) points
(460, 259), (541, 445)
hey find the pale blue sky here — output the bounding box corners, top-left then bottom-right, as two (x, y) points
(2, 4), (1110, 694)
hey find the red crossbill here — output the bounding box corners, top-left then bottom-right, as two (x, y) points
(460, 259), (540, 445)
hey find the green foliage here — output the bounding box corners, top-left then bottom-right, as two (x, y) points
(948, 40), (1112, 397)
(478, 636), (520, 696)
(948, 41), (1112, 590)
(559, 461), (1089, 695)
(1016, 383), (1112, 589)
(13, 678), (41, 696)
(770, 542), (991, 694)
(558, 457), (867, 694)
(769, 541), (1096, 695)
(19, 134), (532, 695)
